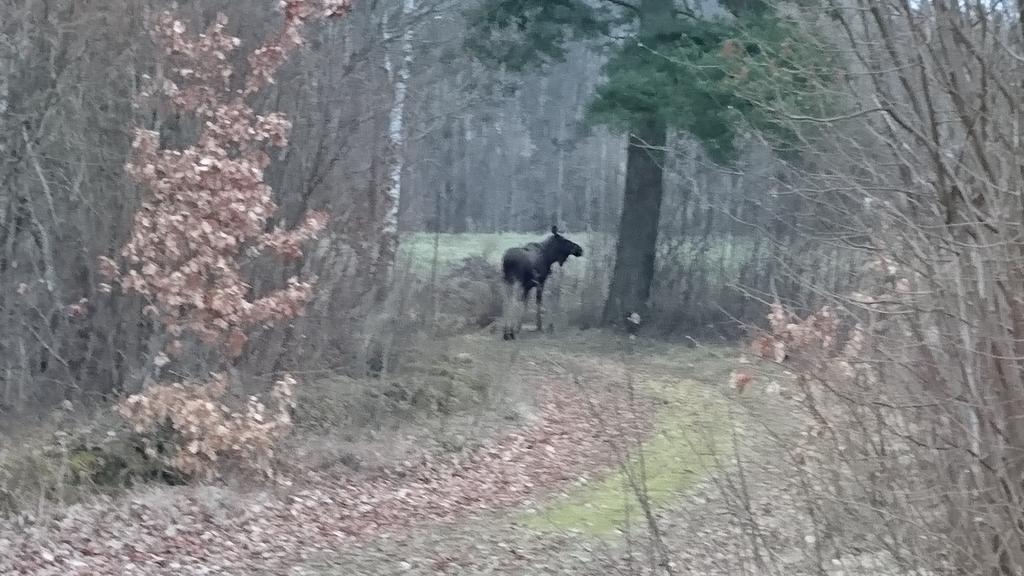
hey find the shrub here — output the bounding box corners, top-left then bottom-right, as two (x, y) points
(118, 374), (296, 479)
(101, 1), (351, 480)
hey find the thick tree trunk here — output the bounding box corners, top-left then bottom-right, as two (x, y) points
(602, 117), (666, 325)
(602, 0), (673, 327)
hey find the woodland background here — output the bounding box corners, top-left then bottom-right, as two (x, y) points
(0, 0), (828, 411)
(3, 0), (1024, 574)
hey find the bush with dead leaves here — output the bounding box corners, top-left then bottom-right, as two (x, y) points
(118, 374), (297, 479)
(102, 1), (351, 480)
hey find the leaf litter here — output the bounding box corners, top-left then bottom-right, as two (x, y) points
(1, 357), (654, 576)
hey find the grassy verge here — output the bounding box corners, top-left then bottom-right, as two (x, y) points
(520, 345), (737, 536)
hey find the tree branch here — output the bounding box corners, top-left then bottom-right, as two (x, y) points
(598, 0), (640, 13)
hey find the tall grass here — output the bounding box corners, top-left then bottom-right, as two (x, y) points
(396, 232), (766, 336)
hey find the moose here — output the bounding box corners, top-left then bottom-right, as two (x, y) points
(500, 226), (584, 340)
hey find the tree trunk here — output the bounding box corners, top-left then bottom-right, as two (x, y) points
(602, 117), (666, 325)
(378, 0), (416, 278)
(452, 116), (471, 232)
(601, 0), (673, 326)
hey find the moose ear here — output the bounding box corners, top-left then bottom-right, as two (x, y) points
(551, 225), (559, 235)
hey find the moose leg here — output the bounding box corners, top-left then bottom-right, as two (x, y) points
(501, 282), (515, 341)
(535, 282), (544, 331)
(517, 285), (531, 336)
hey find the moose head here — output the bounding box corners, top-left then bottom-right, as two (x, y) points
(546, 225), (583, 265)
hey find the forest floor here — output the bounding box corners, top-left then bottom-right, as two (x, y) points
(1, 329), (819, 576)
(301, 332), (824, 576)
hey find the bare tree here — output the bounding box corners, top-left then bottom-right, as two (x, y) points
(697, 0), (1024, 573)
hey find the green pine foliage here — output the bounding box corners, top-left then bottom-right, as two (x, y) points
(466, 0), (838, 164)
(463, 0), (611, 72)
(587, 19), (744, 162)
(593, 16), (838, 163)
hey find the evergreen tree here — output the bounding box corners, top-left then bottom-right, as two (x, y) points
(467, 0), (831, 325)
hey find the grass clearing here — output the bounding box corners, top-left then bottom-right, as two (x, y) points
(397, 232), (610, 276)
(397, 232), (755, 275)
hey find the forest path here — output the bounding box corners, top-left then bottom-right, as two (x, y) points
(301, 332), (762, 575)
(2, 331), (766, 576)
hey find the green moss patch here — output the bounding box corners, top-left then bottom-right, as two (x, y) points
(521, 371), (733, 536)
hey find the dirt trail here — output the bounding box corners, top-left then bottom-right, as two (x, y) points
(1, 333), (749, 576)
(299, 334), (769, 576)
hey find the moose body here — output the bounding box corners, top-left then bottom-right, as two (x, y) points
(500, 226), (583, 340)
